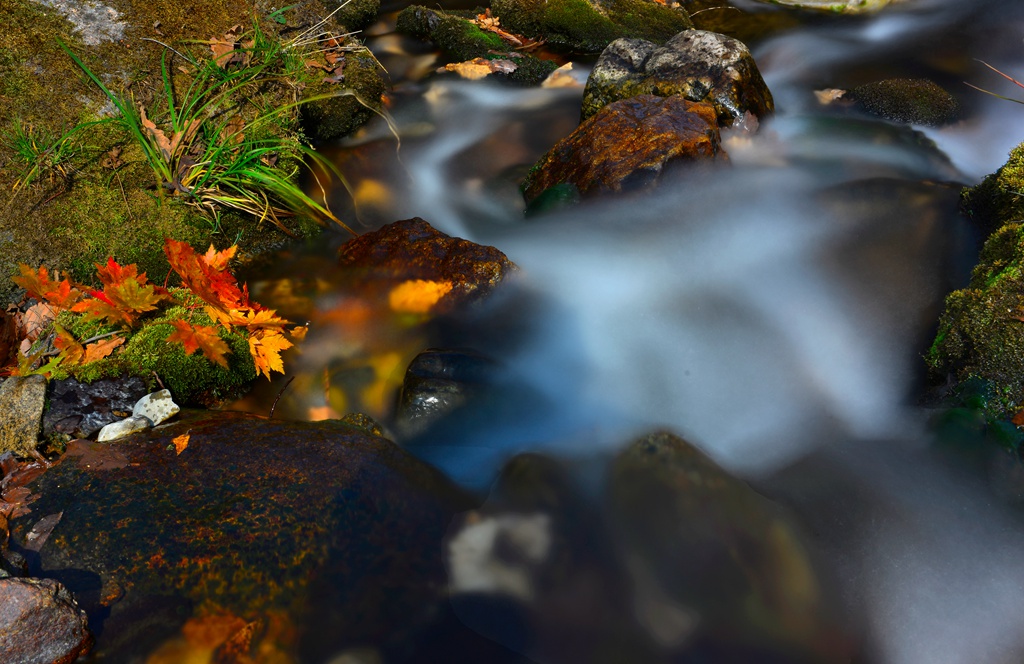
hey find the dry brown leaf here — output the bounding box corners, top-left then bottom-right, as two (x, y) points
(139, 105), (174, 162)
(20, 302), (56, 341)
(223, 115), (246, 146)
(542, 62), (582, 89)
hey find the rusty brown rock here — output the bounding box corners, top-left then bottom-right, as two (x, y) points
(522, 95), (727, 203)
(0, 577), (93, 664)
(338, 217), (517, 312)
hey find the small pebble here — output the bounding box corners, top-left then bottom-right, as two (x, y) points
(97, 416), (152, 443)
(132, 390), (179, 426)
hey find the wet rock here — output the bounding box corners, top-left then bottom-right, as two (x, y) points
(132, 389), (179, 426)
(96, 415), (152, 443)
(751, 0), (904, 12)
(961, 140), (1024, 234)
(42, 376), (148, 441)
(0, 375), (47, 458)
(395, 6), (557, 86)
(338, 217), (518, 313)
(491, 0), (693, 53)
(322, 0), (380, 32)
(0, 576), (93, 664)
(395, 348), (499, 437)
(8, 410), (473, 661)
(581, 30), (774, 125)
(446, 453), (665, 662)
(300, 46), (390, 141)
(608, 431), (849, 660)
(845, 78), (960, 126)
(522, 95), (727, 204)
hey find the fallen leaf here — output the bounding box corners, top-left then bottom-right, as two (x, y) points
(542, 63), (582, 89)
(139, 105), (174, 162)
(166, 320), (231, 368)
(100, 145), (124, 169)
(814, 88), (847, 105)
(172, 433), (190, 455)
(23, 511), (62, 552)
(388, 279), (454, 313)
(248, 330), (293, 379)
(52, 324), (85, 366)
(20, 302), (57, 341)
(82, 335), (125, 363)
(440, 58), (518, 80)
(222, 115), (246, 146)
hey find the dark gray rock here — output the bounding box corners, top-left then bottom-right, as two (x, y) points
(846, 78), (961, 127)
(42, 376), (148, 441)
(0, 577), (93, 664)
(0, 376), (47, 457)
(581, 30), (774, 125)
(395, 348), (499, 437)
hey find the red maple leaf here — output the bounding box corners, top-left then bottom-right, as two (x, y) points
(164, 239), (247, 313)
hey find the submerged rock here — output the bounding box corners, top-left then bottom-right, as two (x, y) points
(338, 217), (518, 312)
(395, 348), (500, 438)
(845, 78), (960, 127)
(491, 0), (693, 53)
(581, 30), (774, 125)
(8, 410), (474, 661)
(751, 0), (905, 11)
(608, 431), (849, 660)
(0, 576), (93, 664)
(0, 375), (47, 458)
(522, 95), (727, 203)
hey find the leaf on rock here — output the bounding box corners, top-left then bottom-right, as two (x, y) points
(388, 279), (454, 313)
(440, 58), (517, 80)
(166, 320), (231, 368)
(172, 432), (190, 455)
(248, 330), (292, 379)
(542, 63), (582, 89)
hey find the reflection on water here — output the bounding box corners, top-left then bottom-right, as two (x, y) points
(232, 0), (1024, 660)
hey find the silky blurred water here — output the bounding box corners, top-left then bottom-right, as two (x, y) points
(241, 1), (1024, 660)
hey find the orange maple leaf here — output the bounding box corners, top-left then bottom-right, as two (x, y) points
(52, 324), (84, 366)
(82, 335), (125, 363)
(388, 279), (454, 314)
(166, 320), (231, 368)
(164, 239), (247, 313)
(172, 432), (190, 455)
(71, 258), (166, 327)
(248, 329), (292, 379)
(12, 264), (82, 309)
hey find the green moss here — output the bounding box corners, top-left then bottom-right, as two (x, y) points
(928, 222), (1024, 416)
(492, 0), (692, 53)
(961, 142), (1024, 234)
(301, 48), (388, 141)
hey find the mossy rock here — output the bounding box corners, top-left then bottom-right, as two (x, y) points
(927, 222), (1024, 416)
(846, 78), (960, 127)
(491, 0), (693, 53)
(301, 46), (390, 141)
(321, 0), (381, 32)
(395, 6), (557, 85)
(50, 300), (258, 407)
(961, 141), (1024, 235)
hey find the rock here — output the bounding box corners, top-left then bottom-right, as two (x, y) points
(395, 7), (557, 86)
(522, 95), (727, 204)
(845, 78), (960, 126)
(96, 416), (152, 443)
(42, 376), (148, 441)
(608, 431), (849, 660)
(750, 0), (905, 12)
(491, 0), (693, 53)
(581, 30), (774, 125)
(0, 576), (93, 664)
(131, 389), (179, 426)
(395, 348), (499, 437)
(322, 0), (380, 32)
(961, 140), (1024, 234)
(8, 410), (474, 661)
(300, 46), (390, 141)
(337, 218), (518, 312)
(0, 375), (47, 458)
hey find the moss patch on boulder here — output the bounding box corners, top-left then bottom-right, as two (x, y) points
(846, 78), (960, 127)
(961, 142), (1024, 235)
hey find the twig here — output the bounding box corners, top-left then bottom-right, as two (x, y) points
(152, 371), (165, 390)
(115, 170), (136, 224)
(140, 37), (198, 66)
(268, 375), (295, 419)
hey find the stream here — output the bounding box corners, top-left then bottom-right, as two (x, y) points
(220, 0), (1024, 661)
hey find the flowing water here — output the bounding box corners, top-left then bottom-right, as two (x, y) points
(234, 0), (1024, 660)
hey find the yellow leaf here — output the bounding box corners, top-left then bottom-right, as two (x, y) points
(388, 280), (454, 314)
(172, 433), (190, 455)
(439, 58), (517, 80)
(248, 330), (293, 379)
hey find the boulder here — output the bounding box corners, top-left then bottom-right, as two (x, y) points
(7, 410), (475, 661)
(750, 0), (905, 12)
(0, 576), (93, 664)
(522, 95), (727, 204)
(491, 0), (693, 53)
(0, 375), (47, 458)
(961, 140), (1024, 234)
(394, 348), (500, 437)
(581, 30), (774, 125)
(338, 218), (518, 312)
(845, 78), (960, 127)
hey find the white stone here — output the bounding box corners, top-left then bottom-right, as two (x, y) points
(132, 390), (179, 426)
(97, 416), (152, 442)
